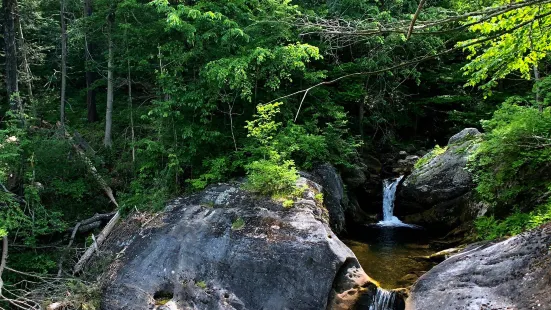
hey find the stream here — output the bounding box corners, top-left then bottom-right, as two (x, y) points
(345, 176), (439, 289)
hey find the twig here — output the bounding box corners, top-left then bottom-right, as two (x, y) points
(57, 222), (81, 277)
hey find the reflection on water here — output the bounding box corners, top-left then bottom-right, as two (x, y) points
(344, 225), (437, 289)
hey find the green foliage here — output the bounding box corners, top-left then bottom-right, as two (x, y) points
(459, 2), (551, 95)
(314, 193), (324, 204)
(414, 144), (447, 169)
(475, 202), (551, 240)
(244, 153), (299, 197)
(470, 103), (551, 208)
(245, 102), (284, 150)
(187, 157), (232, 191)
(470, 103), (551, 239)
(243, 102), (299, 197)
(231, 217), (245, 230)
(5, 0), (551, 291)
(283, 199), (294, 208)
(196, 280), (208, 289)
(0, 113), (66, 246)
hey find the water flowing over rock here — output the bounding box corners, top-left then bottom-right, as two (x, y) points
(99, 178), (380, 310)
(396, 128), (486, 233)
(406, 224), (551, 310)
(377, 176), (414, 227)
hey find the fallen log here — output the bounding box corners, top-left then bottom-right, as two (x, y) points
(57, 124), (121, 275)
(73, 211), (120, 274)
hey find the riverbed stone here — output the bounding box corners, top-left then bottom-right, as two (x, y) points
(406, 224), (551, 310)
(99, 178), (377, 310)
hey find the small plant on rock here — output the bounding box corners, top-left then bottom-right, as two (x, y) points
(231, 217), (245, 230)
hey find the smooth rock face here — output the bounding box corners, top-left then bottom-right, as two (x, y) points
(407, 224), (551, 310)
(100, 179), (375, 310)
(396, 128), (484, 232)
(310, 164), (348, 234)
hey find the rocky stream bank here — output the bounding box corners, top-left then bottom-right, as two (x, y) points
(90, 128), (551, 310)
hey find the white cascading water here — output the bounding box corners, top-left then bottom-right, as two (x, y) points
(368, 288), (398, 310)
(377, 176), (414, 227)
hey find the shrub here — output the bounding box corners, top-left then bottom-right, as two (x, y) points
(470, 102), (551, 239)
(475, 201), (551, 240)
(470, 103), (551, 211)
(244, 152), (299, 197)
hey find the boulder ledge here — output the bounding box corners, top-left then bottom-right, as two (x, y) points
(406, 224), (551, 310)
(100, 178), (377, 309)
(396, 128), (486, 234)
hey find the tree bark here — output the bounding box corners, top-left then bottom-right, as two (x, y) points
(3, 0), (21, 112)
(16, 9), (33, 99)
(407, 0), (427, 40)
(127, 40), (135, 162)
(533, 65), (542, 112)
(103, 7), (115, 147)
(85, 0), (99, 122)
(60, 0), (68, 126)
(0, 236), (8, 295)
(73, 211), (119, 274)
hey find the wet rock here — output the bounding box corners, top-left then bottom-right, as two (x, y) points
(397, 274), (420, 288)
(310, 164), (348, 234)
(447, 127), (481, 145)
(362, 154), (382, 174)
(100, 178), (376, 310)
(341, 164), (368, 190)
(396, 128), (486, 233)
(407, 224), (551, 310)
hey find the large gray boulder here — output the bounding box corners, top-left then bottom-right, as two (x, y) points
(406, 224), (551, 310)
(100, 178), (378, 310)
(309, 164), (372, 233)
(396, 128), (485, 233)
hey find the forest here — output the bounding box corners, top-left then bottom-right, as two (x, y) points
(0, 0), (550, 309)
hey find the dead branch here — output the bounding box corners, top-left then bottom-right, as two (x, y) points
(280, 10), (551, 120)
(299, 0), (551, 47)
(407, 0), (427, 40)
(56, 124), (121, 274)
(73, 211), (120, 274)
(57, 222), (81, 277)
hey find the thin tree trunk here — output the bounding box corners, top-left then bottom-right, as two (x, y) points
(0, 236), (7, 295)
(407, 0), (427, 40)
(103, 7), (115, 147)
(126, 32), (135, 162)
(85, 0), (99, 122)
(533, 65), (542, 112)
(529, 25), (543, 112)
(17, 12), (33, 99)
(3, 0), (21, 112)
(60, 0), (68, 126)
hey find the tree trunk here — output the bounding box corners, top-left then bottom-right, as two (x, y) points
(533, 65), (543, 112)
(85, 0), (99, 122)
(127, 34), (135, 162)
(60, 0), (68, 126)
(103, 8), (115, 147)
(16, 10), (33, 99)
(0, 236), (7, 295)
(3, 0), (21, 112)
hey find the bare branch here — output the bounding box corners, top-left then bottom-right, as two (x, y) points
(277, 10), (551, 120)
(407, 0), (427, 40)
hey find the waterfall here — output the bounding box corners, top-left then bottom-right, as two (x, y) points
(368, 288), (401, 310)
(377, 176), (412, 227)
